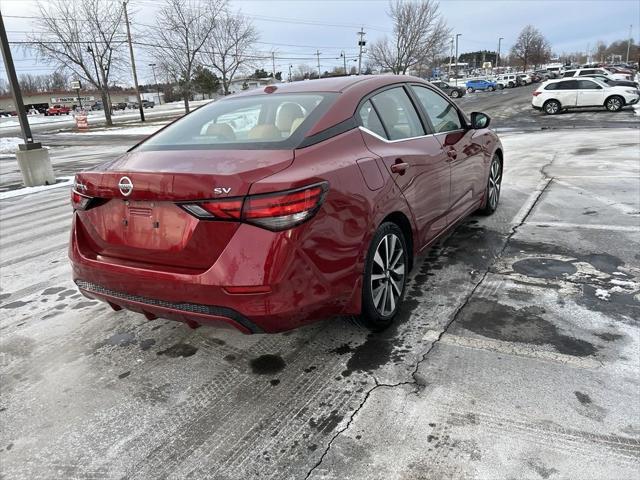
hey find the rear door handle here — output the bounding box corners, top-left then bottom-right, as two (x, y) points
(390, 161), (409, 174)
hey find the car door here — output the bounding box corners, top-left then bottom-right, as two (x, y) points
(357, 85), (451, 247)
(576, 79), (605, 106)
(410, 84), (486, 225)
(554, 79), (578, 107)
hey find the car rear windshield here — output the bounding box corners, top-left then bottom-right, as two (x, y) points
(135, 92), (336, 151)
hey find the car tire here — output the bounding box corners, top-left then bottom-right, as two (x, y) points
(488, 86), (495, 91)
(508, 82), (514, 88)
(543, 99), (561, 115)
(467, 87), (474, 93)
(359, 222), (408, 331)
(497, 84), (504, 90)
(604, 95), (624, 112)
(478, 154), (502, 215)
(451, 90), (460, 98)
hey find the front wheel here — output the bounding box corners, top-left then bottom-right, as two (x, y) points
(467, 87), (474, 93)
(451, 90), (460, 98)
(359, 222), (408, 331)
(488, 86), (495, 91)
(605, 96), (623, 112)
(478, 154), (502, 215)
(497, 84), (504, 90)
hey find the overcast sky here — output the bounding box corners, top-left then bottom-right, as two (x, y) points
(2, 0), (638, 85)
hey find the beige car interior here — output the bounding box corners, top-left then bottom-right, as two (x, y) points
(247, 102), (307, 141)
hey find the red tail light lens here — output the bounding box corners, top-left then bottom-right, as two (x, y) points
(532, 91), (542, 96)
(180, 182), (328, 231)
(71, 190), (93, 210)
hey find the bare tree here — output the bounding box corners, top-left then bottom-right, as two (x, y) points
(30, 0), (125, 125)
(201, 8), (259, 95)
(510, 25), (551, 71)
(148, 0), (224, 113)
(368, 0), (450, 75)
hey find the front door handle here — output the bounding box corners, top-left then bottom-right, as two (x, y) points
(390, 161), (409, 174)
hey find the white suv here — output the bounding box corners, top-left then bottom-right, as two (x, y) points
(532, 78), (639, 114)
(497, 74), (518, 88)
(563, 68), (632, 82)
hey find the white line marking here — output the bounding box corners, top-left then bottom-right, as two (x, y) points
(526, 222), (639, 232)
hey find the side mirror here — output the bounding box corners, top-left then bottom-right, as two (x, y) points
(470, 112), (491, 129)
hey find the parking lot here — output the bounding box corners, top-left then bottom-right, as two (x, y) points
(1, 90), (639, 478)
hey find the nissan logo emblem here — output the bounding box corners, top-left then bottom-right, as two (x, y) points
(118, 176), (133, 196)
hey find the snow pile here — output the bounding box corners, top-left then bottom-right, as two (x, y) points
(633, 104), (640, 117)
(61, 124), (164, 136)
(0, 176), (74, 200)
(0, 137), (23, 154)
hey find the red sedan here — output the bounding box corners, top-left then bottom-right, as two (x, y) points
(69, 75), (503, 333)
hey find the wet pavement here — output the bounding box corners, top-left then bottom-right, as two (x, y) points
(0, 121), (639, 477)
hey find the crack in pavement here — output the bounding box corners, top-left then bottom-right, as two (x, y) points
(305, 158), (557, 479)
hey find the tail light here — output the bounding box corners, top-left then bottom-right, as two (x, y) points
(532, 91), (542, 96)
(180, 182), (328, 231)
(71, 190), (93, 210)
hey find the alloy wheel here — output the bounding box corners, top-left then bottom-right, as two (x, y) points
(606, 97), (622, 111)
(488, 158), (502, 210)
(370, 233), (405, 316)
(545, 101), (559, 114)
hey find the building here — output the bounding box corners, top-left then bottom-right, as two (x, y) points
(0, 89), (141, 111)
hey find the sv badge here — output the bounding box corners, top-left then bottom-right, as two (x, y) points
(213, 187), (232, 195)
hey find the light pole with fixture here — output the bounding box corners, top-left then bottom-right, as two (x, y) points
(149, 63), (161, 105)
(455, 34), (462, 86)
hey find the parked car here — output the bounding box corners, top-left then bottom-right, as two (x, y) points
(581, 74), (639, 89)
(466, 79), (497, 92)
(497, 74), (518, 88)
(45, 104), (71, 116)
(91, 101), (104, 111)
(532, 78), (639, 114)
(534, 70), (552, 81)
(430, 80), (466, 98)
(142, 100), (155, 108)
(69, 75), (504, 333)
(113, 102), (128, 111)
(563, 68), (633, 82)
(517, 74), (532, 85)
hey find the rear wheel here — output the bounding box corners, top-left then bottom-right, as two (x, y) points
(359, 222), (408, 331)
(543, 99), (561, 115)
(478, 154), (502, 215)
(605, 95), (624, 112)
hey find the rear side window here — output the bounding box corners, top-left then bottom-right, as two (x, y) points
(557, 80), (578, 90)
(357, 100), (387, 139)
(579, 69), (596, 75)
(369, 87), (425, 140)
(577, 80), (602, 90)
(136, 93), (336, 151)
(544, 82), (559, 90)
(563, 71), (576, 77)
(412, 85), (463, 133)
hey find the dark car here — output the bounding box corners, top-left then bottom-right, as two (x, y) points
(430, 80), (466, 98)
(582, 74), (639, 89)
(70, 75), (503, 333)
(142, 100), (155, 108)
(113, 102), (128, 111)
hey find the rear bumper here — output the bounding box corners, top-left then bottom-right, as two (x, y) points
(69, 214), (356, 333)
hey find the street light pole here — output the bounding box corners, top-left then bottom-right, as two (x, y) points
(455, 33), (462, 86)
(341, 51), (347, 75)
(288, 64), (292, 82)
(357, 27), (366, 75)
(316, 50), (321, 78)
(123, 0), (145, 121)
(149, 63), (161, 105)
(448, 37), (453, 80)
(627, 24), (632, 63)
(497, 37), (504, 70)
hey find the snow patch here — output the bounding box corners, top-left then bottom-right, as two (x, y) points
(0, 176), (74, 199)
(60, 125), (163, 136)
(0, 137), (23, 154)
(594, 288), (611, 301)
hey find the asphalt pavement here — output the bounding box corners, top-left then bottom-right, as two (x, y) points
(0, 90), (639, 479)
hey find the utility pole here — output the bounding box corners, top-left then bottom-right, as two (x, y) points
(288, 64), (292, 82)
(448, 37), (453, 80)
(149, 63), (161, 105)
(341, 51), (347, 75)
(316, 50), (321, 78)
(123, 0), (145, 121)
(0, 11), (54, 186)
(271, 51), (276, 79)
(627, 24), (633, 63)
(455, 33), (461, 86)
(497, 37), (504, 70)
(357, 27), (366, 75)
